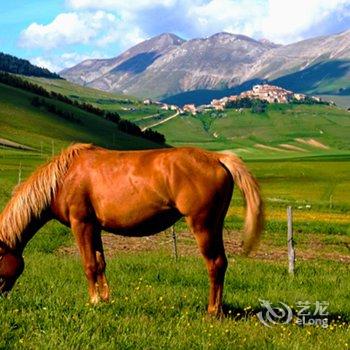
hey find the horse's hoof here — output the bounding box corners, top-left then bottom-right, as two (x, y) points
(100, 294), (110, 302)
(207, 306), (224, 318)
(90, 295), (100, 305)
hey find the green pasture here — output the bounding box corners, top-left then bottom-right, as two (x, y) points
(0, 83), (161, 152)
(0, 228), (349, 349)
(154, 104), (350, 158)
(0, 148), (349, 350)
(0, 76), (349, 349)
(24, 77), (174, 122)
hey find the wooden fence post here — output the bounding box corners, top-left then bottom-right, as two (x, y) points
(287, 206), (295, 275)
(171, 225), (178, 261)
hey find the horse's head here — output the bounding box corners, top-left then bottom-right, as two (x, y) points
(0, 243), (24, 295)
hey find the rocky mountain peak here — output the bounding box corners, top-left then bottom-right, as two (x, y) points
(61, 31), (350, 101)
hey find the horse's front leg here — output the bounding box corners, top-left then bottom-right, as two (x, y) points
(94, 233), (110, 302)
(71, 218), (100, 304)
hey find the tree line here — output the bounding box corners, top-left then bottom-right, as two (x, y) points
(0, 52), (61, 79)
(291, 96), (330, 105)
(0, 71), (166, 144)
(31, 97), (83, 125)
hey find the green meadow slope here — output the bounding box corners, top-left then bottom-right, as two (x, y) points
(25, 76), (174, 123)
(0, 82), (162, 152)
(154, 104), (350, 159)
(25, 77), (350, 160)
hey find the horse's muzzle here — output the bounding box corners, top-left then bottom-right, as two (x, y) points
(0, 277), (13, 295)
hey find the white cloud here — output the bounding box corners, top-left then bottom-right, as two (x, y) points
(31, 51), (106, 72)
(19, 11), (124, 49)
(20, 0), (350, 68)
(187, 0), (350, 43)
(188, 0), (266, 38)
(30, 57), (60, 72)
(65, 0), (350, 45)
(67, 0), (176, 11)
(262, 0), (350, 43)
(97, 26), (145, 48)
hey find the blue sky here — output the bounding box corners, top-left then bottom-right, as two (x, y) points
(1, 0), (349, 72)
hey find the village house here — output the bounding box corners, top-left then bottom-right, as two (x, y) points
(211, 99), (225, 110)
(197, 104), (213, 113)
(209, 84), (310, 108)
(249, 84), (294, 103)
(183, 104), (197, 115)
(294, 93), (306, 101)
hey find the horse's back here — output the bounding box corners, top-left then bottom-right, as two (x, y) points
(52, 147), (233, 234)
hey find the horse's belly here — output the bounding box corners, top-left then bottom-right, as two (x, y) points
(97, 204), (181, 237)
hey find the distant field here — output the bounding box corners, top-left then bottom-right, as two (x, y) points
(154, 104), (350, 160)
(22, 77), (350, 159)
(25, 76), (173, 123)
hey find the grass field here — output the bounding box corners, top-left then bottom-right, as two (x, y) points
(154, 104), (350, 159)
(0, 82), (163, 152)
(0, 146), (349, 349)
(0, 77), (349, 349)
(25, 77), (174, 123)
(0, 244), (349, 349)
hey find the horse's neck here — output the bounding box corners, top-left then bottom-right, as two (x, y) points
(0, 212), (50, 253)
(18, 215), (51, 251)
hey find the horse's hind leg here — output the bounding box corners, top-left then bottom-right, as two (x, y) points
(187, 217), (228, 316)
(71, 219), (100, 304)
(93, 232), (110, 302)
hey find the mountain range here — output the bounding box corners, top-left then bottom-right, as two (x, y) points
(61, 30), (350, 105)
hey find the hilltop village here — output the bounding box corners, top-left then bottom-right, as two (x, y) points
(144, 84), (328, 115)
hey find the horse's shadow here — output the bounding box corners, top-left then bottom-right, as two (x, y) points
(221, 303), (258, 320)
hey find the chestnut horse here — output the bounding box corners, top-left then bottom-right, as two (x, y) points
(0, 144), (263, 315)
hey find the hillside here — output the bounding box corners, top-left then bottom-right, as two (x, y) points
(3, 73), (349, 162)
(61, 31), (350, 103)
(0, 52), (61, 79)
(0, 82), (163, 153)
(11, 75), (350, 159)
(152, 103), (350, 159)
(24, 76), (174, 124)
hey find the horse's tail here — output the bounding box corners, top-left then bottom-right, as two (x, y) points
(218, 153), (264, 254)
(0, 143), (94, 248)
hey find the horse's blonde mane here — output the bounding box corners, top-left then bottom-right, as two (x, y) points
(0, 143), (94, 249)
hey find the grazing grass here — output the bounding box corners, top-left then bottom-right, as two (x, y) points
(0, 76), (349, 349)
(0, 147), (349, 349)
(0, 238), (349, 349)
